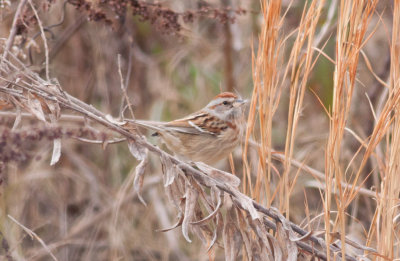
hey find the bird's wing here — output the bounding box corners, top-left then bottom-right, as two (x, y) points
(133, 119), (207, 135)
(166, 113), (217, 136)
(134, 111), (220, 136)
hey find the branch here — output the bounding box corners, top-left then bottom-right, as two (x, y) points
(1, 0), (28, 61)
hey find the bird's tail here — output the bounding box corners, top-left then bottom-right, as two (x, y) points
(126, 119), (165, 133)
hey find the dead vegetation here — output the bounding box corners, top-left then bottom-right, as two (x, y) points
(0, 0), (399, 260)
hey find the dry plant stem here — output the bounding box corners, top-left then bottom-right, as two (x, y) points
(8, 215), (58, 261)
(262, 218), (329, 260)
(0, 79), (358, 261)
(117, 54), (135, 119)
(222, 0), (234, 92)
(246, 139), (377, 199)
(374, 1), (400, 258)
(313, 0), (337, 47)
(281, 0), (325, 217)
(0, 111), (86, 122)
(1, 0), (28, 61)
(250, 0), (282, 207)
(325, 1), (377, 259)
(269, 149), (377, 199)
(28, 0), (50, 81)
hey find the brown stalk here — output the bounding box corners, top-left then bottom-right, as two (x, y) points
(280, 0), (325, 216)
(247, 0), (283, 206)
(325, 1), (378, 259)
(374, 1), (400, 259)
(1, 0), (28, 61)
(221, 0), (234, 93)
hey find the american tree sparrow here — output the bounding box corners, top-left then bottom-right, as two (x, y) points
(134, 92), (247, 164)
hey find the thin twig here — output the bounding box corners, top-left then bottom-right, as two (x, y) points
(248, 140), (378, 199)
(28, 0), (50, 81)
(0, 111), (85, 122)
(117, 54), (135, 119)
(1, 0), (28, 61)
(8, 215), (58, 261)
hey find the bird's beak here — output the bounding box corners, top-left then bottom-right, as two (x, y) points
(233, 99), (248, 107)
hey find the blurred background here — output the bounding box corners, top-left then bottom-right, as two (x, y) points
(0, 0), (397, 260)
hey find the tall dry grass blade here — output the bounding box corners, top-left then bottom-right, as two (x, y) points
(374, 1), (400, 259)
(325, 1), (378, 259)
(245, 0), (283, 205)
(280, 0), (325, 216)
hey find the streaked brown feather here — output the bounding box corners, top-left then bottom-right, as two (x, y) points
(214, 92), (238, 99)
(132, 92), (246, 164)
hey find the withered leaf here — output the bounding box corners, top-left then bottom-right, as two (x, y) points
(191, 186), (221, 226)
(232, 191), (260, 220)
(195, 162), (241, 187)
(207, 212), (222, 252)
(161, 154), (179, 187)
(46, 83), (62, 96)
(276, 222), (297, 261)
(128, 139), (147, 161)
(266, 232), (283, 261)
(133, 149), (149, 206)
(272, 207), (300, 242)
(46, 101), (60, 122)
(249, 219), (274, 260)
(223, 206), (242, 261)
(236, 210), (253, 260)
(156, 214), (183, 232)
(36, 85), (61, 121)
(223, 223), (239, 261)
(50, 138), (61, 166)
(190, 209), (209, 245)
(12, 105), (21, 130)
(181, 181), (198, 243)
(190, 176), (215, 212)
(105, 114), (126, 126)
(292, 230), (313, 242)
(27, 93), (46, 122)
(251, 243), (263, 261)
(164, 173), (186, 211)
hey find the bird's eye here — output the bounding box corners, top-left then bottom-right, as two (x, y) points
(223, 101), (229, 105)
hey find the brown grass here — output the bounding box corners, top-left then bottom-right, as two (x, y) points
(373, 2), (400, 258)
